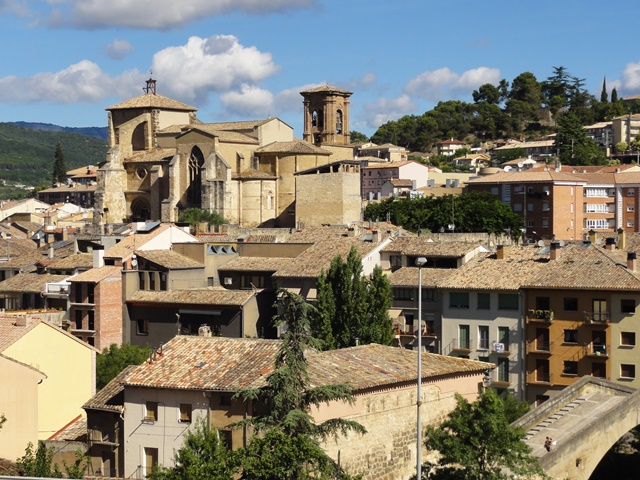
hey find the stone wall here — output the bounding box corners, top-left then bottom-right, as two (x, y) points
(296, 172), (362, 227)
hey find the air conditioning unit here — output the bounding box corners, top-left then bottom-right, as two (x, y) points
(224, 277), (233, 285)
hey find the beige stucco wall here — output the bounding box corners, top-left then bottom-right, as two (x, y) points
(4, 322), (95, 440)
(0, 356), (45, 460)
(318, 374), (484, 480)
(609, 292), (640, 388)
(156, 111), (192, 131)
(123, 387), (208, 478)
(296, 172), (362, 227)
(257, 119), (294, 144)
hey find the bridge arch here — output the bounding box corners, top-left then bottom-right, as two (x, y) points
(513, 377), (640, 479)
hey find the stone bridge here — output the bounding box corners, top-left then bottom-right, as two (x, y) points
(512, 376), (640, 479)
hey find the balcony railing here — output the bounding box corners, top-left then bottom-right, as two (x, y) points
(527, 371), (553, 384)
(583, 311), (610, 324)
(450, 338), (473, 351)
(478, 338), (490, 350)
(526, 309), (554, 322)
(585, 343), (609, 357)
(526, 339), (551, 354)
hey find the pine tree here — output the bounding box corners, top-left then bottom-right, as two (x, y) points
(51, 143), (67, 186)
(232, 290), (366, 479)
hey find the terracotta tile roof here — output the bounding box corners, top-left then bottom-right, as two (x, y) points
(522, 245), (640, 290)
(135, 250), (203, 269)
(37, 184), (97, 194)
(614, 172), (640, 184)
(388, 179), (414, 187)
(48, 415), (87, 442)
(287, 224), (406, 244)
(439, 246), (547, 291)
(218, 256), (291, 272)
(47, 253), (93, 270)
(273, 237), (380, 278)
(256, 140), (331, 155)
(122, 336), (491, 392)
(307, 344), (493, 390)
(0, 242), (76, 270)
(205, 119), (274, 131)
(187, 125), (260, 144)
(382, 238), (483, 257)
(83, 365), (138, 413)
(0, 315), (39, 352)
(0, 273), (69, 293)
(104, 224), (172, 260)
(234, 169), (278, 180)
(467, 171), (586, 184)
(106, 93), (197, 111)
(0, 237), (36, 258)
(122, 336), (282, 391)
(69, 266), (122, 283)
(123, 148), (176, 163)
(128, 287), (254, 306)
(389, 267), (457, 288)
(300, 85), (352, 95)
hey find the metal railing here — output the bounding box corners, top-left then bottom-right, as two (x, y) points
(583, 311), (610, 324)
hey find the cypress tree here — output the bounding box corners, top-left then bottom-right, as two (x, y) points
(52, 143), (67, 186)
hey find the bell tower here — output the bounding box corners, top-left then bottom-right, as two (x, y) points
(301, 85), (352, 146)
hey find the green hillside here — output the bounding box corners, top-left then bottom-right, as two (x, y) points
(0, 122), (108, 187)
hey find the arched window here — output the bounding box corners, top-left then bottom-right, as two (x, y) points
(131, 122), (147, 151)
(336, 110), (343, 134)
(186, 147), (205, 208)
(131, 198), (151, 221)
(312, 111), (318, 127)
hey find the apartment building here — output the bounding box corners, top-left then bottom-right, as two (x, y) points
(361, 160), (429, 200)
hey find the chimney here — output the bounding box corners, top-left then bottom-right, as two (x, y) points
(372, 230), (380, 243)
(628, 252), (637, 272)
(588, 230), (597, 244)
(550, 241), (560, 261)
(619, 229), (627, 250)
(605, 237), (616, 251)
(347, 227), (357, 237)
(48, 245), (54, 259)
(61, 228), (68, 241)
(93, 245), (104, 268)
(198, 324), (212, 337)
(496, 244), (509, 260)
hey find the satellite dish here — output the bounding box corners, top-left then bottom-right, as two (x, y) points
(537, 240), (545, 247)
(517, 162), (524, 169)
(131, 259), (138, 267)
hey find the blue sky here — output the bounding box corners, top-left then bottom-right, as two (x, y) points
(1, 0), (640, 138)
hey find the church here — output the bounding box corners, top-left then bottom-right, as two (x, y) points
(94, 80), (362, 228)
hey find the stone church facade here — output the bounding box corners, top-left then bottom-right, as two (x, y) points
(95, 80), (360, 228)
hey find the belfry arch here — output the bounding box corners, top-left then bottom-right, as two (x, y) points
(186, 146), (205, 208)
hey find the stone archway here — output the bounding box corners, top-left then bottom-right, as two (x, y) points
(131, 197), (151, 221)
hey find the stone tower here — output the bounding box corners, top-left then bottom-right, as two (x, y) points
(301, 85), (352, 146)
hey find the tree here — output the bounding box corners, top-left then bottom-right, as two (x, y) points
(349, 130), (369, 143)
(232, 290), (366, 479)
(472, 83), (501, 105)
(421, 388), (543, 480)
(555, 112), (607, 165)
(17, 441), (62, 478)
(51, 142), (67, 186)
(600, 77), (608, 103)
(611, 87), (619, 103)
(96, 343), (150, 390)
(178, 208), (226, 227)
(149, 419), (237, 480)
(312, 248), (393, 350)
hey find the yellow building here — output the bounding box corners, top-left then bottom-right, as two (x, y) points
(0, 315), (98, 441)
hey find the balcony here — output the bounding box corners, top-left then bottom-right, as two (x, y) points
(89, 429), (119, 447)
(448, 338), (473, 353)
(43, 282), (70, 297)
(584, 343), (609, 357)
(527, 371), (553, 385)
(526, 339), (551, 354)
(526, 309), (554, 323)
(583, 311), (610, 324)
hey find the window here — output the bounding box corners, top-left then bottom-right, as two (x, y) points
(139, 272), (146, 290)
(542, 202), (550, 211)
(621, 364), (636, 379)
(563, 361), (578, 376)
(498, 294), (518, 310)
(394, 287), (413, 301)
(422, 288), (436, 301)
(491, 187), (499, 196)
(621, 299), (636, 314)
(498, 326), (510, 351)
(478, 325), (489, 349)
(88, 311), (95, 331)
(449, 292), (469, 309)
(527, 203), (534, 212)
(144, 447), (158, 475)
(220, 430), (233, 449)
(628, 220), (635, 228)
(592, 362), (606, 378)
(542, 217), (549, 228)
(513, 203), (522, 212)
(628, 204), (635, 212)
(527, 220), (534, 227)
(620, 331), (636, 348)
(137, 319), (149, 336)
(497, 357), (509, 382)
(536, 296), (550, 310)
(477, 292), (490, 310)
(585, 203), (609, 213)
(629, 189), (635, 196)
(145, 402), (158, 422)
(585, 219), (610, 229)
(564, 329), (578, 344)
(220, 394), (232, 406)
(75, 310), (83, 330)
(179, 403), (192, 423)
(585, 188), (608, 197)
(87, 284), (94, 303)
(564, 297), (578, 311)
(458, 325), (470, 349)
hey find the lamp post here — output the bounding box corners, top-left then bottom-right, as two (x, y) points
(415, 256), (427, 480)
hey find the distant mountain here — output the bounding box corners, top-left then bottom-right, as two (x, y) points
(0, 123), (108, 187)
(9, 122), (108, 141)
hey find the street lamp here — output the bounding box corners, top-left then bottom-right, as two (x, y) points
(415, 256), (427, 480)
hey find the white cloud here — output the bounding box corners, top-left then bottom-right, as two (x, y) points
(45, 0), (318, 29)
(105, 39), (134, 60)
(619, 61), (640, 94)
(219, 84), (274, 117)
(361, 94), (417, 130)
(151, 35), (280, 103)
(0, 60), (143, 103)
(273, 82), (322, 112)
(404, 66), (500, 101)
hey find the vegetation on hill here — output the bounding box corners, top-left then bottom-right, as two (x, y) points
(0, 123), (107, 187)
(9, 122), (108, 141)
(370, 66), (633, 161)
